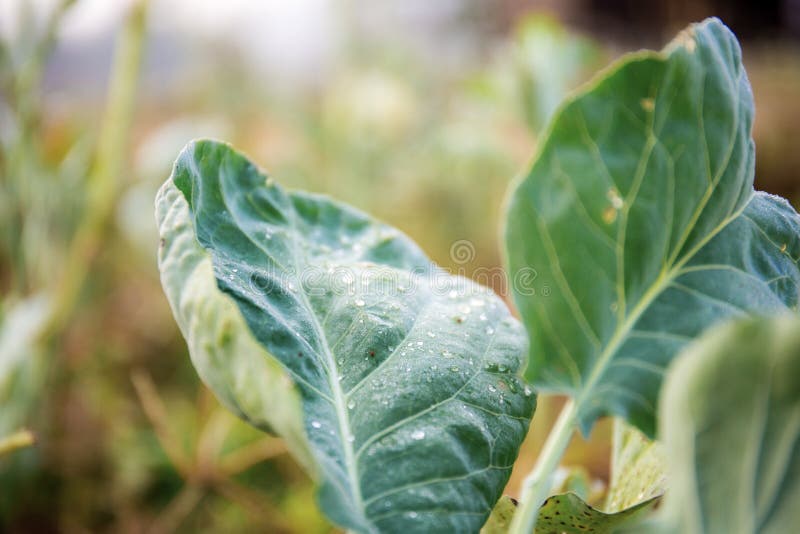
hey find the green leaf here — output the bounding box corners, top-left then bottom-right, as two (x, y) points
(655, 315), (800, 533)
(156, 140), (536, 533)
(606, 421), (666, 512)
(536, 492), (659, 534)
(503, 17), (800, 436)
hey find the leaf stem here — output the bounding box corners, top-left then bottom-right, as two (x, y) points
(509, 398), (578, 534)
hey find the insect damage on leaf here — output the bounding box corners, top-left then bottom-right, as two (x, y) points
(536, 492), (659, 534)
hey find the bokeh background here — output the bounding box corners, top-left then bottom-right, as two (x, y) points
(1, 0), (799, 532)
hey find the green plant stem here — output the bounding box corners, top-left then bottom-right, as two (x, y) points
(509, 398), (578, 534)
(40, 0), (147, 341)
(0, 429), (35, 457)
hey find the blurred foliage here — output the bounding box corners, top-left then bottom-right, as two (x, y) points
(1, 1), (798, 532)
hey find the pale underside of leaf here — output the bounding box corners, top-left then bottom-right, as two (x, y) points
(156, 178), (313, 470)
(656, 316), (800, 534)
(504, 17), (800, 436)
(158, 140), (536, 533)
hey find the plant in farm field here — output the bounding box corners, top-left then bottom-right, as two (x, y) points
(156, 17), (800, 533)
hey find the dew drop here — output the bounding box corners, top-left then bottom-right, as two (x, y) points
(347, 434), (355, 443)
(479, 313), (487, 321)
(411, 430), (425, 441)
(347, 400), (356, 410)
(488, 385), (497, 393)
(354, 298), (366, 307)
(524, 385), (533, 397)
(311, 421), (322, 429)
(427, 331), (436, 338)
(485, 326), (495, 335)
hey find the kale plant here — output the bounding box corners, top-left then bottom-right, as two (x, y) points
(157, 18), (800, 533)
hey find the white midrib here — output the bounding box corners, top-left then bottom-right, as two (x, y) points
(284, 231), (366, 526)
(218, 179), (366, 522)
(295, 285), (366, 521)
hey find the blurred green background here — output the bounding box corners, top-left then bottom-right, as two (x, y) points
(1, 0), (799, 532)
